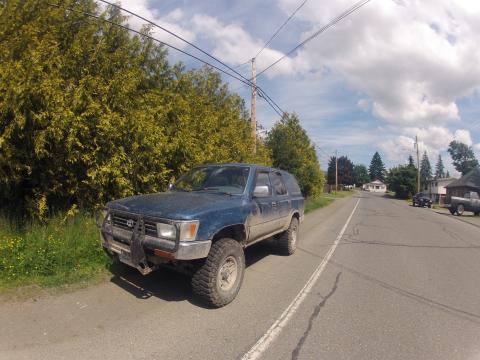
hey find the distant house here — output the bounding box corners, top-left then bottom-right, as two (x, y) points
(363, 180), (387, 193)
(426, 177), (457, 204)
(445, 167), (480, 201)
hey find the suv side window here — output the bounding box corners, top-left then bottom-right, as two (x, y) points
(255, 171), (272, 196)
(270, 172), (287, 196)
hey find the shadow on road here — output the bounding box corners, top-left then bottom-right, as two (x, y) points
(108, 239), (279, 308)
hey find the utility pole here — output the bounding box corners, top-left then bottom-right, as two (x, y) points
(335, 150), (338, 194)
(415, 135), (420, 193)
(250, 58), (257, 154)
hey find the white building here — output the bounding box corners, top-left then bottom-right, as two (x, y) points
(427, 177), (457, 204)
(363, 180), (387, 193)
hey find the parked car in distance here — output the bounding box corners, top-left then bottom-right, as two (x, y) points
(97, 163), (304, 307)
(412, 192), (432, 208)
(444, 191), (480, 216)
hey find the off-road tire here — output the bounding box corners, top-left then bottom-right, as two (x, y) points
(456, 204), (465, 216)
(277, 217), (299, 255)
(191, 238), (245, 308)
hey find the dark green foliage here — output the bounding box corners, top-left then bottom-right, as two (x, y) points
(386, 165), (417, 199)
(435, 154), (445, 179)
(408, 155), (415, 168)
(327, 156), (354, 185)
(447, 141), (479, 175)
(353, 164), (370, 186)
(0, 0), (269, 219)
(369, 151), (386, 181)
(420, 151), (432, 188)
(266, 113), (325, 197)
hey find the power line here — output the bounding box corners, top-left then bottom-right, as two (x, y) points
(253, 0), (309, 60)
(257, 0), (372, 77)
(47, 3), (285, 117)
(96, 0), (286, 117)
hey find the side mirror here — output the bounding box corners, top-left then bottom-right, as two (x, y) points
(253, 185), (270, 197)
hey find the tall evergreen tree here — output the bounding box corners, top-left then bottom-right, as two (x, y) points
(447, 141), (479, 175)
(408, 155), (415, 168)
(434, 154), (445, 179)
(420, 151), (432, 188)
(369, 151), (386, 181)
(327, 156), (355, 186)
(446, 170), (450, 178)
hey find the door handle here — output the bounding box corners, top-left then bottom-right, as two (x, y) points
(271, 202), (277, 207)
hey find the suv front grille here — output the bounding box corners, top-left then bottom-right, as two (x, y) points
(112, 214), (158, 237)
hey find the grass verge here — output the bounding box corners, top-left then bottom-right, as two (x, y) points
(0, 214), (111, 294)
(305, 190), (355, 214)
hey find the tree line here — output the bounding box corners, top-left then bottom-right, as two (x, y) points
(0, 0), (324, 220)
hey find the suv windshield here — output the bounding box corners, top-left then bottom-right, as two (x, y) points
(173, 166), (250, 195)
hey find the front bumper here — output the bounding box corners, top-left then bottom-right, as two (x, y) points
(102, 235), (211, 261)
(99, 209), (211, 274)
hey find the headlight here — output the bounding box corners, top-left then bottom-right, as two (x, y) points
(156, 223), (177, 240)
(179, 220), (199, 241)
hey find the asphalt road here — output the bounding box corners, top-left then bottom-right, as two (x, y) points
(1, 192), (480, 360)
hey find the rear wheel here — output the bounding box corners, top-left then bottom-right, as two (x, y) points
(191, 238), (245, 308)
(277, 217), (299, 255)
(456, 204), (465, 216)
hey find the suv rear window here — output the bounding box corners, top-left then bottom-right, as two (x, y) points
(283, 173), (302, 196)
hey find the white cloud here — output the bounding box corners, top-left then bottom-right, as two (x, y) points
(277, 0), (480, 126)
(114, 1), (196, 49)
(454, 129), (473, 146)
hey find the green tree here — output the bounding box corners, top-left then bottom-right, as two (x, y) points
(369, 151), (386, 181)
(327, 156), (354, 186)
(386, 165), (417, 199)
(446, 170), (450, 178)
(408, 155), (415, 168)
(353, 164), (370, 186)
(447, 141), (479, 175)
(420, 151), (432, 188)
(435, 154), (445, 179)
(266, 113), (324, 197)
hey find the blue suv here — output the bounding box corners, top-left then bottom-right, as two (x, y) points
(98, 163), (304, 307)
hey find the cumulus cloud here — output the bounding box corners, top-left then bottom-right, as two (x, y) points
(277, 0), (480, 126)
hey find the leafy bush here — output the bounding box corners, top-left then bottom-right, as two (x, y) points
(0, 0), (269, 219)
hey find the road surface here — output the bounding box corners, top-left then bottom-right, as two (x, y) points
(1, 192), (480, 360)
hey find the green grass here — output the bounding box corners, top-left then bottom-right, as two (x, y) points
(0, 214), (111, 292)
(305, 190), (355, 214)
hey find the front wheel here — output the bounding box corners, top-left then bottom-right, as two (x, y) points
(277, 217), (299, 255)
(456, 204), (465, 216)
(191, 238), (245, 308)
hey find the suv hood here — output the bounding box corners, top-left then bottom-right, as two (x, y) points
(106, 191), (245, 219)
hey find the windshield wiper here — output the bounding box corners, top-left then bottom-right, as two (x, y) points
(198, 187), (233, 196)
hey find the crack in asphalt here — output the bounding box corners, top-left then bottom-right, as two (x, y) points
(291, 272), (342, 360)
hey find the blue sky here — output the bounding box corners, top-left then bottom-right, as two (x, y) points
(117, 0), (480, 175)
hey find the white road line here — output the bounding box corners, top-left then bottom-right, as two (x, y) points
(241, 198), (361, 360)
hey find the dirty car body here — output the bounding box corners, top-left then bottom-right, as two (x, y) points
(99, 163), (304, 307)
